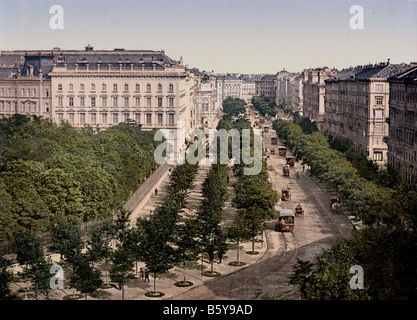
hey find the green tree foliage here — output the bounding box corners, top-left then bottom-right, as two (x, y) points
(0, 251), (19, 300)
(0, 115), (158, 241)
(251, 95), (277, 117)
(222, 97), (246, 117)
(71, 254), (103, 300)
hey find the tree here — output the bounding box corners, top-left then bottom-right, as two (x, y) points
(71, 254), (103, 300)
(0, 251), (19, 300)
(109, 245), (134, 300)
(227, 212), (251, 264)
(87, 221), (114, 286)
(222, 97), (246, 117)
(289, 258), (314, 300)
(49, 218), (84, 268)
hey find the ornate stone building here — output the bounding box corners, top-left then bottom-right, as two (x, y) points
(324, 62), (411, 165)
(386, 65), (417, 183)
(255, 74), (276, 102)
(302, 67), (337, 131)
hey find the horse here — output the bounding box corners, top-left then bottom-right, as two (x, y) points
(331, 202), (341, 214)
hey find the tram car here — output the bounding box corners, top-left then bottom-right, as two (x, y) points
(278, 146), (287, 156)
(276, 209), (295, 232)
(286, 155), (295, 167)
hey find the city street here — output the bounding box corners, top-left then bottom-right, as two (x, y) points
(167, 109), (354, 300)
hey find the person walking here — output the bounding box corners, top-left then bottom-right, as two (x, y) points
(144, 269), (150, 283)
(139, 268), (144, 281)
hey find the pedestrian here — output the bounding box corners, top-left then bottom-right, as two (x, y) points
(302, 164), (305, 172)
(139, 268), (144, 281)
(144, 269), (150, 283)
(155, 188), (158, 196)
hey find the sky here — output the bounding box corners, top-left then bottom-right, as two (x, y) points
(0, 0), (416, 74)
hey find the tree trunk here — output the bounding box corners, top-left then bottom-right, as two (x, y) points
(183, 257), (186, 283)
(154, 272), (157, 293)
(237, 239), (240, 263)
(252, 236), (255, 253)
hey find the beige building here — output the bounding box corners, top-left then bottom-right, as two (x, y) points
(324, 62), (411, 165)
(303, 67), (337, 131)
(0, 52), (53, 120)
(195, 75), (217, 129)
(386, 65), (417, 183)
(255, 74), (276, 102)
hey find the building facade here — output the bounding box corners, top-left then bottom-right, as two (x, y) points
(303, 67), (337, 131)
(387, 65), (417, 183)
(195, 75), (217, 129)
(324, 62), (411, 165)
(255, 74), (276, 102)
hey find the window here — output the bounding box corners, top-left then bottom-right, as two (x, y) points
(69, 83), (74, 91)
(169, 97), (174, 108)
(58, 97), (63, 107)
(135, 113), (141, 123)
(69, 97), (74, 107)
(112, 113), (118, 123)
(374, 109), (383, 119)
(375, 123), (383, 132)
(33, 104), (36, 112)
(80, 113), (85, 124)
(376, 96), (383, 105)
(124, 84), (129, 92)
(113, 84), (118, 92)
(373, 152), (383, 161)
(102, 83), (107, 91)
(91, 84), (96, 91)
(157, 84), (162, 92)
(58, 84), (63, 91)
(102, 113), (107, 124)
(135, 97), (140, 107)
(58, 113), (64, 122)
(123, 113), (129, 123)
(91, 97), (96, 107)
(102, 96), (107, 107)
(80, 97), (85, 107)
(168, 113), (175, 126)
(158, 97), (163, 107)
(22, 89), (26, 97)
(113, 97), (118, 107)
(91, 113), (96, 124)
(146, 113), (152, 124)
(124, 97), (129, 107)
(33, 89), (36, 97)
(0, 102), (4, 111)
(45, 103), (50, 113)
(147, 84), (151, 92)
(135, 84), (140, 92)
(7, 102), (11, 111)
(69, 113), (74, 124)
(168, 84), (174, 92)
(46, 89), (49, 97)
(376, 84), (383, 93)
(8, 89), (11, 97)
(147, 97), (152, 107)
(22, 103), (25, 112)
(27, 89), (31, 97)
(80, 84), (85, 91)
(1, 88), (4, 96)
(157, 113), (163, 124)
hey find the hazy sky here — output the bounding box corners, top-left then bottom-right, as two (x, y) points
(0, 0), (416, 73)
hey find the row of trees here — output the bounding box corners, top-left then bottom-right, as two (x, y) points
(0, 115), (159, 242)
(272, 119), (417, 299)
(251, 95), (278, 117)
(222, 97), (246, 117)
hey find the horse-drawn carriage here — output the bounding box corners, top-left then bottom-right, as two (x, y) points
(331, 196), (341, 214)
(282, 164), (290, 176)
(276, 209), (294, 232)
(278, 146), (287, 156)
(286, 155), (295, 167)
(281, 187), (291, 201)
(271, 136), (278, 145)
(295, 203), (304, 217)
